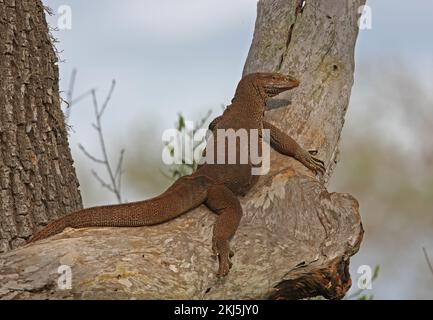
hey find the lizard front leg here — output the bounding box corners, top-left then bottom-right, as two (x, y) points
(262, 120), (326, 175)
(205, 184), (242, 277)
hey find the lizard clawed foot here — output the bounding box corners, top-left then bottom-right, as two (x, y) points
(212, 238), (233, 277)
(299, 150), (326, 175)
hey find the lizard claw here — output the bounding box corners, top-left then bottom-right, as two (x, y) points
(299, 150), (326, 175)
(212, 238), (233, 277)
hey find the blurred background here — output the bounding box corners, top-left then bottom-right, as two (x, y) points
(42, 0), (433, 299)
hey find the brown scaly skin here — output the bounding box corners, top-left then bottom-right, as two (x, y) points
(30, 73), (325, 277)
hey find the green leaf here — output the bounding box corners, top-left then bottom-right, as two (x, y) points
(372, 265), (380, 280)
(177, 113), (185, 130)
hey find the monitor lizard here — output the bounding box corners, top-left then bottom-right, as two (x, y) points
(30, 73), (325, 277)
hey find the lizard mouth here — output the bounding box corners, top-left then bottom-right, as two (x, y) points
(265, 78), (300, 97)
(265, 84), (297, 97)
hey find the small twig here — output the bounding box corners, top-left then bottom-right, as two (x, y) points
(99, 80), (116, 117)
(67, 69), (77, 104)
(91, 170), (115, 193)
(115, 149), (126, 193)
(78, 144), (105, 164)
(70, 89), (94, 106)
(64, 69), (77, 122)
(422, 247), (433, 277)
(43, 5), (54, 16)
(63, 69), (94, 124)
(82, 82), (123, 203)
(194, 110), (212, 133)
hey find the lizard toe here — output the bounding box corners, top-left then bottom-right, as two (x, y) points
(213, 238), (232, 277)
(216, 261), (231, 277)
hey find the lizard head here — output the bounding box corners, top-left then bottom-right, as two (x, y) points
(231, 73), (300, 111)
(250, 72), (300, 98)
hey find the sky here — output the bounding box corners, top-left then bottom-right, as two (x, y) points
(41, 0), (433, 299)
(41, 0), (433, 151)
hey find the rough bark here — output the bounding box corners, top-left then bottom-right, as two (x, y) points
(0, 0), (364, 299)
(0, 0), (82, 253)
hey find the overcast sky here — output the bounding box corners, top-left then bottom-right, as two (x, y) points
(42, 0), (433, 145)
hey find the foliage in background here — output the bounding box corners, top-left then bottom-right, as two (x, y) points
(330, 63), (433, 298)
(346, 265), (380, 300)
(162, 111), (212, 180)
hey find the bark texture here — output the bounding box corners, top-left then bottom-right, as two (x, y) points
(0, 0), (364, 299)
(0, 0), (82, 253)
(244, 0), (365, 181)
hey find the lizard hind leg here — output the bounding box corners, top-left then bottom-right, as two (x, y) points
(205, 185), (243, 277)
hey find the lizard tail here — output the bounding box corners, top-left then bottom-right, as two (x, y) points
(29, 174), (212, 243)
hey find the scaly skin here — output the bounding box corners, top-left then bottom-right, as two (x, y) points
(30, 73), (326, 277)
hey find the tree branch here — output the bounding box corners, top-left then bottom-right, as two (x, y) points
(422, 247), (433, 277)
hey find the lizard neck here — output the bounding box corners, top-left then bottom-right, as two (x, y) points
(230, 80), (266, 119)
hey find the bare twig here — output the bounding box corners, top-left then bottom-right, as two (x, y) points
(91, 170), (115, 193)
(422, 247), (433, 277)
(67, 70), (77, 105)
(195, 110), (212, 132)
(99, 80), (116, 117)
(63, 69), (94, 123)
(70, 89), (94, 106)
(114, 149), (125, 195)
(78, 144), (105, 164)
(80, 81), (124, 203)
(64, 68), (77, 122)
(43, 5), (54, 16)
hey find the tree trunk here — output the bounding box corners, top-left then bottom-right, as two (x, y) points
(0, 0), (364, 299)
(0, 0), (82, 253)
(244, 0), (365, 181)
